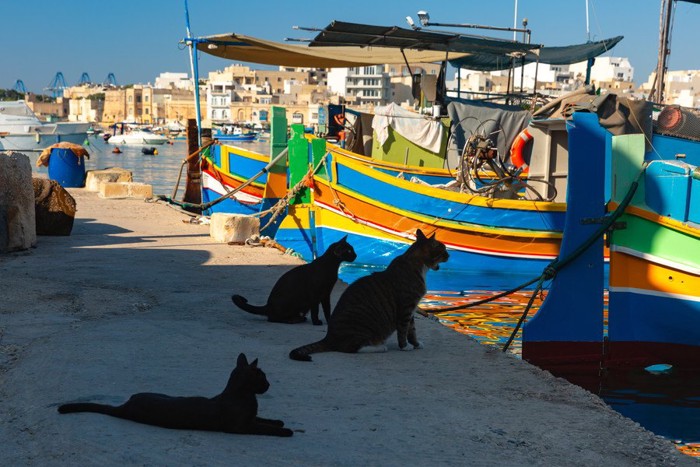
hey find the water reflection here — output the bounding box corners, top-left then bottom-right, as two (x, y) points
(418, 287), (700, 457)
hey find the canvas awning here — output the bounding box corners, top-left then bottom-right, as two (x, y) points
(195, 33), (469, 68)
(195, 21), (622, 72)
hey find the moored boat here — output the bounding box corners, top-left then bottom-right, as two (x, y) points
(107, 128), (168, 146)
(0, 100), (90, 152)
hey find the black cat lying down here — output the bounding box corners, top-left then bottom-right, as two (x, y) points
(232, 235), (356, 325)
(57, 353), (293, 437)
(290, 229), (449, 361)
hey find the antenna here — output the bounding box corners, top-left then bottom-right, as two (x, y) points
(585, 0), (590, 41)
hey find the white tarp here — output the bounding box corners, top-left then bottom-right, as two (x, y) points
(372, 103), (443, 154)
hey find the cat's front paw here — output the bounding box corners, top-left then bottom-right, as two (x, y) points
(413, 341), (424, 350)
(312, 319), (323, 326)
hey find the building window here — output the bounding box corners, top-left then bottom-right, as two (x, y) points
(128, 96), (133, 103)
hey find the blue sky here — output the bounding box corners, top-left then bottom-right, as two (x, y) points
(3, 0), (699, 93)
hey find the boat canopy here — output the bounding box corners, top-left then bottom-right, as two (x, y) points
(308, 21), (622, 72)
(448, 36), (624, 71)
(196, 21), (622, 72)
(307, 21), (540, 56)
(195, 32), (469, 68)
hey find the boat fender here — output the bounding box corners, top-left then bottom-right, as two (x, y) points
(509, 128), (532, 173)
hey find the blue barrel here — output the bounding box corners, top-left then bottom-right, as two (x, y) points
(48, 148), (86, 188)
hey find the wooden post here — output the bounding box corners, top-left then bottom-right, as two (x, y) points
(183, 118), (205, 213)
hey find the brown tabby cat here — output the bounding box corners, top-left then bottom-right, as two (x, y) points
(57, 353), (293, 437)
(232, 235), (356, 325)
(289, 229), (449, 361)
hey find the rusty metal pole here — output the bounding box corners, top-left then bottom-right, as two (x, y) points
(183, 118), (204, 213)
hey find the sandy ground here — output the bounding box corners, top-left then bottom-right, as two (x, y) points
(0, 189), (693, 466)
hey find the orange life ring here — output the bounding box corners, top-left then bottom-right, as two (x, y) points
(510, 128), (532, 173)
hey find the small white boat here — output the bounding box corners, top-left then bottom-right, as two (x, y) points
(0, 101), (90, 152)
(106, 128), (168, 146)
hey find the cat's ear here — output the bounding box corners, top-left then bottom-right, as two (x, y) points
(429, 232), (436, 240)
(341, 234), (348, 243)
(416, 229), (426, 241)
(237, 353), (248, 367)
(250, 358), (259, 368)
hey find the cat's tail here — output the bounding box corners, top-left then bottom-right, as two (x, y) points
(289, 339), (330, 362)
(58, 402), (120, 416)
(231, 294), (268, 316)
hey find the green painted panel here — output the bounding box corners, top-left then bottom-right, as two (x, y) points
(371, 118), (449, 169)
(288, 124), (310, 204)
(613, 213), (700, 268)
(611, 134), (646, 207)
(311, 138), (326, 171)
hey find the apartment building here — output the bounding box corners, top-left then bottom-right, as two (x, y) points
(640, 70), (700, 107)
(448, 57), (635, 97)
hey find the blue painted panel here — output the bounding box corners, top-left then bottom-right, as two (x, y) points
(202, 188), (261, 216)
(609, 292), (700, 346)
(523, 113), (607, 343)
(227, 151), (268, 183)
(690, 173), (700, 224)
(335, 163), (565, 232)
(644, 160), (691, 222)
(649, 134), (700, 166)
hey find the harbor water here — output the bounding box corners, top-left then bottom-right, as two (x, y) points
(26, 135), (700, 457)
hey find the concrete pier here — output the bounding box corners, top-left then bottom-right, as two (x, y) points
(0, 190), (690, 466)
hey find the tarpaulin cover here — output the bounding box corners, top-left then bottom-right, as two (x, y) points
(195, 32), (469, 68)
(308, 21), (539, 56)
(448, 36), (624, 71)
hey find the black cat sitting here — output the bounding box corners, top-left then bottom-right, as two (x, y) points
(57, 353), (293, 437)
(290, 229), (449, 361)
(232, 235), (357, 325)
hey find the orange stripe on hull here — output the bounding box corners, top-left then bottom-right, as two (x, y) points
(312, 179), (561, 259)
(610, 251), (700, 298)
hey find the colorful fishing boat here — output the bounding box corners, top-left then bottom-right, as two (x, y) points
(182, 19), (643, 286)
(521, 109), (700, 372)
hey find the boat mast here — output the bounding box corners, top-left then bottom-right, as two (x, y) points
(184, 0), (203, 146)
(652, 0), (675, 104)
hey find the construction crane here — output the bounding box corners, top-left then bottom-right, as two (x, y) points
(103, 73), (118, 86)
(79, 72), (91, 85)
(46, 71), (67, 98)
(13, 79), (26, 94)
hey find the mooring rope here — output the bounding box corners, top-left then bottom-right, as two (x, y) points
(254, 154), (328, 232)
(155, 147), (289, 211)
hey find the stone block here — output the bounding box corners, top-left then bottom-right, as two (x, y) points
(85, 168), (133, 192)
(33, 178), (76, 236)
(0, 152), (36, 252)
(210, 213), (260, 244)
(99, 182), (153, 199)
